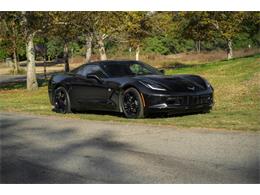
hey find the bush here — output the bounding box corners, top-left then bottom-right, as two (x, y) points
(233, 32), (255, 49)
(69, 42), (81, 56)
(0, 41), (10, 60)
(46, 37), (64, 60)
(0, 49), (8, 60)
(143, 37), (170, 55)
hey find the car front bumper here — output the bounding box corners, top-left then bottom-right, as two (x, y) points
(143, 92), (214, 115)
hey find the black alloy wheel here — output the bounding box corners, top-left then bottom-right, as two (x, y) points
(122, 87), (144, 118)
(54, 86), (71, 113)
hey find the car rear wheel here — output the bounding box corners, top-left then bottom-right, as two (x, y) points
(54, 86), (71, 114)
(122, 87), (144, 118)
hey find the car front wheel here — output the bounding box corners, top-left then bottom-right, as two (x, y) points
(122, 87), (144, 118)
(53, 86), (71, 114)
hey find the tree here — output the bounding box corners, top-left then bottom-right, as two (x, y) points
(177, 12), (247, 59)
(78, 12), (126, 61)
(85, 35), (93, 62)
(46, 36), (63, 61)
(70, 12), (94, 63)
(21, 11), (51, 90)
(49, 12), (80, 72)
(242, 12), (260, 47)
(0, 12), (23, 74)
(124, 12), (152, 60)
(140, 12), (195, 54)
(179, 12), (216, 53)
(208, 12), (246, 60)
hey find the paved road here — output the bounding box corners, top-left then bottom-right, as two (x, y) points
(0, 112), (259, 183)
(0, 74), (50, 84)
(0, 75), (27, 84)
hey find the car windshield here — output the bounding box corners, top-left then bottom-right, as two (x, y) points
(101, 61), (162, 77)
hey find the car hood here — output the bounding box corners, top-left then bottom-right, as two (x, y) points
(135, 74), (208, 92)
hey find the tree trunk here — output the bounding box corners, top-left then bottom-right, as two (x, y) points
(198, 40), (201, 53)
(43, 54), (47, 79)
(97, 36), (107, 61)
(227, 39), (233, 60)
(85, 35), (92, 63)
(70, 48), (74, 64)
(64, 42), (70, 72)
(135, 45), (140, 61)
(195, 40), (201, 53)
(11, 23), (20, 75)
(26, 33), (38, 91)
(13, 48), (19, 75)
(199, 40), (201, 53)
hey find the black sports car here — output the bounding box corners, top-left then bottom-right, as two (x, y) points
(48, 60), (214, 118)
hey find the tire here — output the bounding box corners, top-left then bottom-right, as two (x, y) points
(53, 86), (71, 114)
(122, 87), (145, 118)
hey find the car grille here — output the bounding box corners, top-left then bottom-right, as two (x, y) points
(166, 95), (213, 106)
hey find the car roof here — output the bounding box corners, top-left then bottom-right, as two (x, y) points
(86, 60), (141, 65)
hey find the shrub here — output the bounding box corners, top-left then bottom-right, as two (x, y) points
(143, 37), (170, 55)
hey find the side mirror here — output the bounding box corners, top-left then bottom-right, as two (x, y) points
(86, 74), (103, 83)
(159, 69), (165, 74)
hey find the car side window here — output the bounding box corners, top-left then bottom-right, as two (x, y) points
(129, 63), (151, 75)
(76, 65), (107, 78)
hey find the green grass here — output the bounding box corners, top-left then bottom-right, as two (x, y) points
(0, 55), (260, 131)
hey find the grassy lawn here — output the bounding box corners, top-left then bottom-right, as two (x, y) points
(0, 55), (260, 131)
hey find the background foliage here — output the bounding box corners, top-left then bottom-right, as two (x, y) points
(0, 11), (259, 61)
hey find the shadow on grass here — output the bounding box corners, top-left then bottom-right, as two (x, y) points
(163, 61), (215, 71)
(163, 62), (197, 70)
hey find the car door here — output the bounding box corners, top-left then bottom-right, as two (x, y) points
(69, 64), (111, 111)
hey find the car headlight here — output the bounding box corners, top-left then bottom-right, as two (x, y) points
(139, 81), (167, 91)
(204, 80), (213, 90)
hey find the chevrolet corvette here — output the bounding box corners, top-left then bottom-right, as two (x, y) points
(48, 60), (214, 118)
